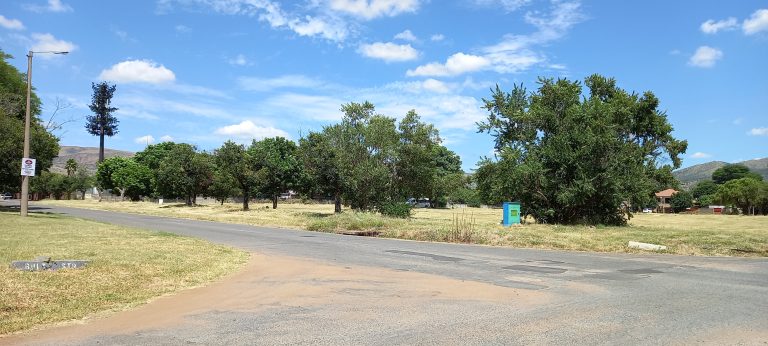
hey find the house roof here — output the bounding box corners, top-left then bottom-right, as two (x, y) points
(655, 188), (678, 198)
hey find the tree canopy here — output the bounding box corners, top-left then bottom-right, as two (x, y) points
(85, 82), (118, 163)
(0, 50), (59, 193)
(712, 164), (763, 184)
(475, 74), (687, 225)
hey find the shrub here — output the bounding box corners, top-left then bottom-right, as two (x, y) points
(379, 202), (412, 218)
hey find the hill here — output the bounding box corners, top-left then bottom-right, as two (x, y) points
(51, 146), (134, 174)
(674, 157), (768, 189)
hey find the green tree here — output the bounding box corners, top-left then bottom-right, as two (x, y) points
(328, 101), (397, 211)
(250, 137), (302, 209)
(427, 145), (463, 207)
(214, 141), (259, 211)
(155, 144), (213, 205)
(72, 167), (93, 200)
(298, 131), (344, 213)
(65, 159), (78, 177)
(395, 110), (440, 202)
(0, 51), (59, 193)
(712, 164), (763, 184)
(207, 168), (239, 205)
(96, 157), (151, 201)
(85, 82), (118, 163)
(691, 180), (718, 198)
(669, 190), (693, 213)
(716, 178), (764, 215)
(476, 75), (687, 225)
(691, 179), (718, 207)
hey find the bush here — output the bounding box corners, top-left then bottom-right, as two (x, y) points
(379, 202), (412, 218)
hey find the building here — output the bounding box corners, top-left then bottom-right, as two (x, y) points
(654, 188), (678, 213)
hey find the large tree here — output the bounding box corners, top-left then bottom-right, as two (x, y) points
(298, 131), (344, 213)
(716, 178), (766, 215)
(327, 101), (398, 211)
(0, 50), (59, 193)
(476, 75), (687, 225)
(155, 144), (214, 205)
(214, 141), (259, 211)
(712, 164), (763, 185)
(85, 82), (118, 163)
(250, 137), (302, 209)
(96, 157), (151, 201)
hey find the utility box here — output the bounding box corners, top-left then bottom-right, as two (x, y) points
(502, 202), (521, 226)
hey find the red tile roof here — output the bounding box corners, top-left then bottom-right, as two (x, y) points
(655, 189), (678, 198)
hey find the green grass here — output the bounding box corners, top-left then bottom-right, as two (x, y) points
(38, 199), (768, 257)
(0, 209), (248, 335)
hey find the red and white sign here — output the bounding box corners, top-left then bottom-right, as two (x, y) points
(20, 158), (36, 176)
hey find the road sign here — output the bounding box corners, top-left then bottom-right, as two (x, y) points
(20, 158), (36, 176)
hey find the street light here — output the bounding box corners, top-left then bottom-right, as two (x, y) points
(20, 50), (69, 217)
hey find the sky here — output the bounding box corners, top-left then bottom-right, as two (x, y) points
(1, 0), (767, 171)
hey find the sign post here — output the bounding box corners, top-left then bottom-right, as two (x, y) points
(20, 158), (36, 176)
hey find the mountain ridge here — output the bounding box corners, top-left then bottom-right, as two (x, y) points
(51, 146), (135, 174)
(674, 157), (768, 189)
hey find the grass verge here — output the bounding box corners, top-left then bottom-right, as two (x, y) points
(0, 209), (248, 335)
(37, 199), (768, 257)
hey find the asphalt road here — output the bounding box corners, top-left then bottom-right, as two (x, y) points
(3, 202), (768, 345)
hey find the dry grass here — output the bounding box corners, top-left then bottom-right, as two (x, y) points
(38, 199), (768, 257)
(0, 209), (248, 335)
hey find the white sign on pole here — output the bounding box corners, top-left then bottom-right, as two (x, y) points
(20, 158), (36, 176)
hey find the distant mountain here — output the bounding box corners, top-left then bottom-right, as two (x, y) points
(51, 146), (134, 174)
(674, 157), (768, 189)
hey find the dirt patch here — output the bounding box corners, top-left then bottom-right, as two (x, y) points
(2, 252), (549, 345)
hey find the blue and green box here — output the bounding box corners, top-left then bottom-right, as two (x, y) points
(502, 201), (521, 226)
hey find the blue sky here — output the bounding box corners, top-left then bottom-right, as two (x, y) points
(1, 0), (766, 171)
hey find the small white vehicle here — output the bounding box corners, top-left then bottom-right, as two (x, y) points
(0, 193), (12, 200)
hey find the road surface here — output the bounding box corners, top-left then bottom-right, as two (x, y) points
(2, 202), (767, 345)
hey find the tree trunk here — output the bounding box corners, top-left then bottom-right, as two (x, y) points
(272, 194), (278, 209)
(99, 126), (105, 163)
(186, 195), (192, 206)
(118, 188), (125, 201)
(334, 192), (342, 214)
(243, 190), (249, 211)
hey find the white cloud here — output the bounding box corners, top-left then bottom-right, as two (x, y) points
(407, 1), (582, 77)
(161, 0), (349, 41)
(30, 33), (77, 58)
(228, 54), (251, 66)
(743, 9), (768, 35)
(748, 127), (768, 136)
(390, 79), (455, 94)
(0, 15), (25, 30)
(473, 0), (531, 12)
(690, 152), (712, 159)
(238, 75), (324, 92)
(160, 135), (174, 142)
(430, 34), (444, 41)
(406, 53), (490, 77)
(214, 120), (290, 140)
(99, 60), (176, 84)
(688, 46), (723, 68)
(134, 135), (156, 145)
(116, 108), (160, 121)
(700, 17), (738, 34)
(23, 0), (73, 13)
(175, 24), (191, 33)
(358, 42), (419, 62)
(262, 93), (346, 121)
(394, 29), (417, 41)
(421, 79), (452, 93)
(328, 0), (420, 20)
